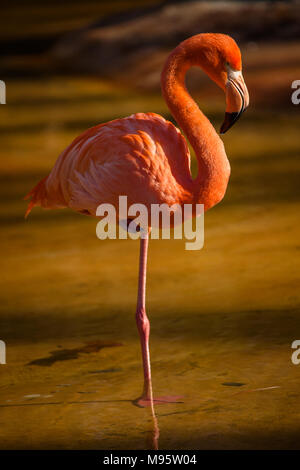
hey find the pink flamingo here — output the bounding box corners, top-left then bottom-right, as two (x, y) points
(25, 33), (249, 407)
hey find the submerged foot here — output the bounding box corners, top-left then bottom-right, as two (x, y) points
(133, 395), (184, 408)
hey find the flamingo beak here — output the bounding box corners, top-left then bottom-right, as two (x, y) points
(220, 69), (249, 134)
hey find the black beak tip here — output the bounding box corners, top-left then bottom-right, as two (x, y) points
(220, 112), (240, 134)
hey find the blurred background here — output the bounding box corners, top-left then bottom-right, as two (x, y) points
(1, 0), (300, 450)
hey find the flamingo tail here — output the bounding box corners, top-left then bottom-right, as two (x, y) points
(24, 176), (48, 219)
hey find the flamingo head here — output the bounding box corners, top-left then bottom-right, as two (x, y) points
(220, 39), (249, 134)
(191, 33), (249, 133)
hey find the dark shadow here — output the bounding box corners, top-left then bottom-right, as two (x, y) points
(222, 382), (245, 387)
(27, 340), (122, 366)
(87, 368), (122, 374)
(2, 306), (300, 346)
(153, 307), (300, 346)
(0, 398), (133, 408)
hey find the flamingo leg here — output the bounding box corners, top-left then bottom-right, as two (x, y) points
(135, 232), (154, 403)
(134, 232), (184, 408)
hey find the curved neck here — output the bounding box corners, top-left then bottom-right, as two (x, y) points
(161, 43), (230, 210)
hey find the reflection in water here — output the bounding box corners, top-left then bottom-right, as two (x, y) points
(147, 398), (160, 450)
(150, 395), (160, 450)
(133, 373), (160, 449)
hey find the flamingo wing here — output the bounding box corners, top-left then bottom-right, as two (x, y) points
(25, 113), (192, 217)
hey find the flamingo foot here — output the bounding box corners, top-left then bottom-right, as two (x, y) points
(133, 395), (184, 408)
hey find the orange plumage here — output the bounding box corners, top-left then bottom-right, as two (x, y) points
(25, 113), (192, 218)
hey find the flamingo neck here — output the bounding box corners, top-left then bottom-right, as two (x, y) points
(161, 44), (230, 210)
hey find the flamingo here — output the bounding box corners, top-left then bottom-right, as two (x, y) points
(25, 33), (249, 407)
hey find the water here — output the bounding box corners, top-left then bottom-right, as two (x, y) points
(0, 78), (300, 449)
